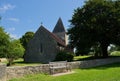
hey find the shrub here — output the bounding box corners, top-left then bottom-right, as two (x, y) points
(55, 51), (74, 62)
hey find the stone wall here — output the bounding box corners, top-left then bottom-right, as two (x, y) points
(70, 57), (120, 69)
(2, 57), (120, 80)
(0, 64), (6, 81)
(6, 64), (50, 80)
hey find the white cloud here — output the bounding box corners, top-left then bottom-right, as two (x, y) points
(9, 33), (19, 39)
(6, 27), (20, 39)
(6, 32), (19, 39)
(0, 4), (15, 13)
(7, 18), (19, 22)
(8, 27), (15, 32)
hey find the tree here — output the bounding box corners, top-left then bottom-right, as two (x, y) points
(20, 31), (34, 49)
(0, 18), (10, 57)
(0, 27), (10, 57)
(0, 18), (24, 65)
(68, 0), (120, 57)
(7, 39), (25, 66)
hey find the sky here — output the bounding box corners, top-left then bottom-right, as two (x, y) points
(0, 0), (85, 39)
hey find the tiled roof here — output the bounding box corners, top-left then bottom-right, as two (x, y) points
(40, 25), (66, 47)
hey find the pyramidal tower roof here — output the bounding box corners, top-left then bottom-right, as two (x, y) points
(53, 18), (66, 33)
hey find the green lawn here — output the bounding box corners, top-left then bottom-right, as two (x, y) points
(73, 55), (91, 61)
(73, 52), (120, 61)
(1, 58), (41, 66)
(12, 58), (41, 66)
(9, 62), (120, 81)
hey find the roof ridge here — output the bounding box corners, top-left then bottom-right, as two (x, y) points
(39, 25), (66, 46)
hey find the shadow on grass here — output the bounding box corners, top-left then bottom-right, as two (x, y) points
(76, 56), (120, 61)
(12, 61), (41, 66)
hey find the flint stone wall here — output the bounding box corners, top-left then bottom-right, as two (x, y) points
(24, 27), (59, 63)
(0, 64), (6, 81)
(6, 64), (50, 80)
(4, 57), (120, 80)
(69, 57), (120, 69)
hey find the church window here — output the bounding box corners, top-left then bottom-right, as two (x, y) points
(40, 43), (43, 53)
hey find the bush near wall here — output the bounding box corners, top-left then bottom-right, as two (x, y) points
(54, 51), (74, 62)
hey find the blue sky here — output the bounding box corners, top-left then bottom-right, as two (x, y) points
(0, 0), (85, 39)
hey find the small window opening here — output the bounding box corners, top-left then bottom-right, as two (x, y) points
(40, 43), (43, 53)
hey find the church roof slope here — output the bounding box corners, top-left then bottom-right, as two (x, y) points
(38, 25), (66, 47)
(53, 18), (66, 33)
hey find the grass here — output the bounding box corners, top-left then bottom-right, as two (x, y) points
(73, 51), (120, 61)
(12, 58), (41, 66)
(111, 51), (120, 56)
(74, 55), (91, 61)
(74, 55), (120, 61)
(1, 58), (41, 66)
(9, 62), (120, 81)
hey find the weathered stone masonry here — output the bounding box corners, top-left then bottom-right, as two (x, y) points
(0, 64), (6, 81)
(1, 57), (120, 81)
(24, 18), (67, 63)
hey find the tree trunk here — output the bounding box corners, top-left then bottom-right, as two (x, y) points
(100, 43), (109, 58)
(7, 58), (13, 66)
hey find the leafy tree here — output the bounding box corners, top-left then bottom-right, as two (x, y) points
(7, 39), (25, 66)
(20, 31), (34, 49)
(0, 27), (10, 57)
(0, 18), (24, 65)
(68, 0), (120, 57)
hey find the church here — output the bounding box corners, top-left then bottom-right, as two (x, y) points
(24, 18), (68, 63)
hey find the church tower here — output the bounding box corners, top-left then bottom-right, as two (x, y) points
(53, 18), (68, 45)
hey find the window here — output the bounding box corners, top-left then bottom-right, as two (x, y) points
(39, 43), (43, 53)
(40, 43), (43, 53)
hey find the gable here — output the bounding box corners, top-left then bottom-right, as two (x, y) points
(33, 25), (66, 47)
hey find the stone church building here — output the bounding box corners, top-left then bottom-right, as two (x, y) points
(24, 18), (68, 63)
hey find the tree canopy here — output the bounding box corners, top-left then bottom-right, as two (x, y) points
(20, 31), (34, 49)
(7, 39), (25, 66)
(68, 0), (120, 57)
(0, 27), (10, 57)
(0, 18), (25, 66)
